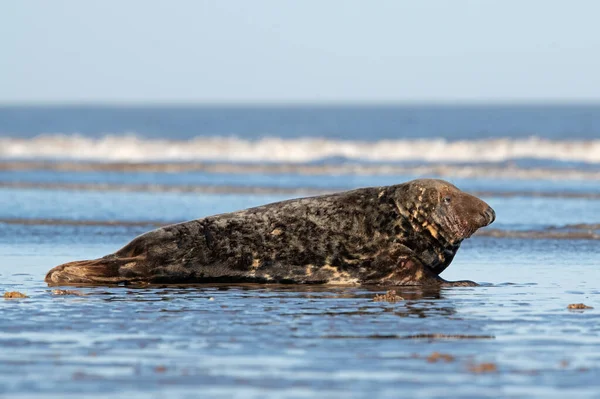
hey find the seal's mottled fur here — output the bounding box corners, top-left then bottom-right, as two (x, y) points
(45, 179), (495, 287)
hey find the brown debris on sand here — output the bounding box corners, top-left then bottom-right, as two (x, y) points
(468, 362), (498, 374)
(420, 352), (501, 374)
(52, 289), (86, 296)
(568, 303), (593, 310)
(426, 352), (455, 363)
(373, 290), (404, 303)
(3, 291), (28, 299)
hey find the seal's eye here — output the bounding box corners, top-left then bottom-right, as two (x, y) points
(443, 196), (452, 204)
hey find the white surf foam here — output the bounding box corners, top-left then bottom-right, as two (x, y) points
(1, 134), (600, 164)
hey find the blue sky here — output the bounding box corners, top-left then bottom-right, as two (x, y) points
(2, 0), (599, 103)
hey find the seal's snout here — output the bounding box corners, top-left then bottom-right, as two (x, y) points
(483, 206), (495, 226)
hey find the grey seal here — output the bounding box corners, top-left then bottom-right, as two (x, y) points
(45, 178), (495, 287)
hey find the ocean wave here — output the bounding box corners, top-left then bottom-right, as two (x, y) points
(3, 159), (600, 180)
(2, 134), (600, 164)
(2, 181), (600, 199)
(2, 217), (599, 240)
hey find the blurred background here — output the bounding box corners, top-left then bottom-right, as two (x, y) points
(1, 0), (600, 232)
(1, 0), (600, 231)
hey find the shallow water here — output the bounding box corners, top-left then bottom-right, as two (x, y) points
(2, 105), (600, 398)
(2, 212), (600, 398)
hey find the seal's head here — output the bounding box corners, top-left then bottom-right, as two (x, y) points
(393, 179), (495, 275)
(399, 179), (495, 245)
(429, 180), (495, 242)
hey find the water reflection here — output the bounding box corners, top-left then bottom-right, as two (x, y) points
(79, 284), (457, 319)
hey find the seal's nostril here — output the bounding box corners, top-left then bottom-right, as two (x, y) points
(485, 207), (496, 225)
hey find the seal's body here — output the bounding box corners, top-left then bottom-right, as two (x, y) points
(45, 179), (495, 287)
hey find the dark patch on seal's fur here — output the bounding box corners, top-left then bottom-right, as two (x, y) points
(45, 179), (495, 287)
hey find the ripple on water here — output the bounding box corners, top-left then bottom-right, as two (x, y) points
(1, 234), (600, 398)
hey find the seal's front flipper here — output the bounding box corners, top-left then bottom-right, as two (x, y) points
(370, 251), (468, 287)
(44, 255), (147, 286)
(382, 257), (445, 286)
(397, 262), (479, 287)
(369, 245), (479, 287)
(360, 247), (438, 286)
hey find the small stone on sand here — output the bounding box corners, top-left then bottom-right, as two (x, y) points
(468, 362), (498, 373)
(3, 291), (28, 299)
(426, 352), (455, 363)
(373, 290), (404, 303)
(567, 303), (593, 310)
